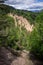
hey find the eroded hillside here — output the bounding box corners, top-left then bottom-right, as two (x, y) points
(8, 13), (33, 32)
(0, 4), (43, 65)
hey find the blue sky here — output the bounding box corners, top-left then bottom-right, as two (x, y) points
(4, 0), (43, 11)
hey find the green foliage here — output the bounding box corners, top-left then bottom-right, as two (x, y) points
(0, 6), (30, 50)
(0, 4), (38, 24)
(29, 13), (43, 59)
(0, 4), (43, 59)
(0, 14), (14, 46)
(13, 9), (37, 24)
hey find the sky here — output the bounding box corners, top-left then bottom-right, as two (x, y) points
(4, 0), (43, 11)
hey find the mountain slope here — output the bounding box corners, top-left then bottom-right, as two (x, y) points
(0, 4), (33, 48)
(0, 4), (43, 65)
(0, 4), (38, 24)
(8, 13), (33, 32)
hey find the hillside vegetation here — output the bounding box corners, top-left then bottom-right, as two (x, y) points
(0, 4), (43, 59)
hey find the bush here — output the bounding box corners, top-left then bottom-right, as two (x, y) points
(29, 13), (43, 59)
(0, 13), (30, 50)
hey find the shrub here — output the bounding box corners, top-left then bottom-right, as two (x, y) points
(29, 13), (43, 59)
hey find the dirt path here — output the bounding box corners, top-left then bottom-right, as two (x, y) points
(8, 13), (33, 32)
(0, 47), (34, 65)
(11, 50), (33, 65)
(0, 47), (43, 65)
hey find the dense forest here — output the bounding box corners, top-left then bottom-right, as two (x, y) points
(0, 4), (43, 64)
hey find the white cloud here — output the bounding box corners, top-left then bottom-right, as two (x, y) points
(5, 0), (35, 4)
(4, 0), (43, 11)
(30, 2), (43, 7)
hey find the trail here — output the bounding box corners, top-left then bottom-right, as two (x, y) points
(0, 47), (33, 65)
(8, 13), (33, 32)
(0, 47), (43, 65)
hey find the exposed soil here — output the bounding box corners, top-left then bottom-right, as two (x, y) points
(0, 47), (43, 65)
(0, 47), (33, 65)
(8, 13), (33, 32)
